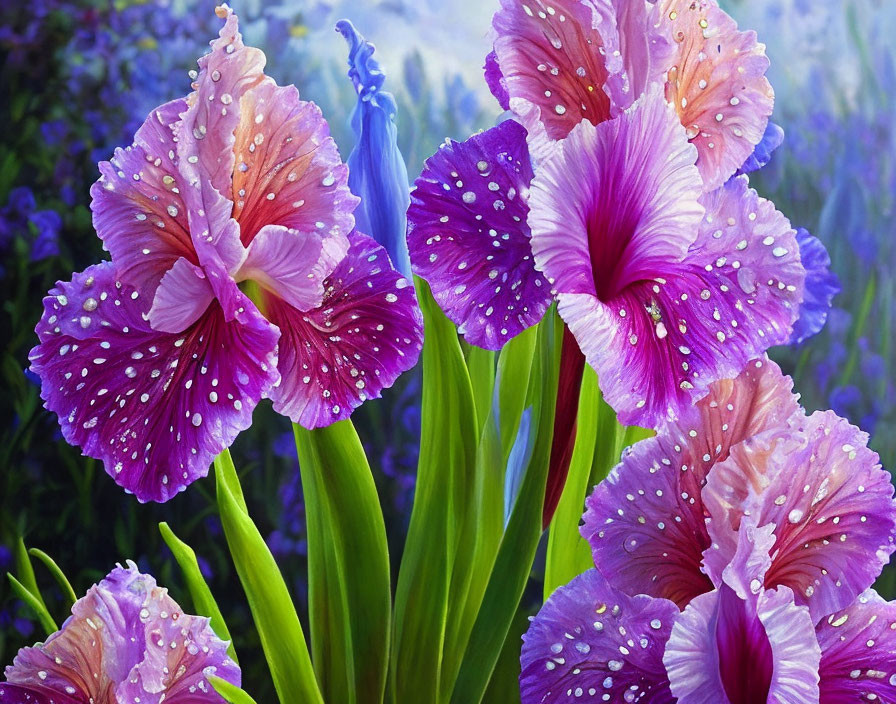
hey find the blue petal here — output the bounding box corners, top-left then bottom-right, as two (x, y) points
(736, 121), (785, 176)
(503, 406), (534, 527)
(790, 227), (840, 345)
(337, 19), (412, 277)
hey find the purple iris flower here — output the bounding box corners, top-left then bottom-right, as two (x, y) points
(521, 358), (896, 703)
(338, 19), (413, 278)
(28, 210), (62, 262)
(29, 6), (422, 502)
(406, 0), (819, 429)
(0, 563), (239, 703)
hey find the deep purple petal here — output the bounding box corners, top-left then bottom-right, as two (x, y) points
(29, 262), (279, 502)
(230, 81), (356, 250)
(408, 119), (551, 350)
(656, 0), (775, 190)
(789, 228), (840, 345)
(735, 121), (785, 176)
(583, 357), (801, 608)
(492, 0), (621, 145)
(90, 98), (196, 296)
(704, 410), (896, 622)
(262, 231), (422, 428)
(521, 569), (677, 704)
(483, 50), (510, 111)
(817, 590), (896, 703)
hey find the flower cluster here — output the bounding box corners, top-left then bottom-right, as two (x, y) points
(28, 6), (423, 503)
(406, 0), (836, 430)
(522, 358), (896, 702)
(0, 563), (239, 703)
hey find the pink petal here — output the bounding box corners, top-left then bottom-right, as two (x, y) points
(491, 0), (621, 144)
(262, 231), (422, 428)
(817, 590), (896, 703)
(28, 262), (279, 502)
(583, 357), (801, 608)
(236, 224), (344, 313)
(521, 569), (677, 704)
(664, 524), (820, 704)
(148, 258), (215, 333)
(703, 410), (896, 622)
(407, 119), (551, 350)
(655, 0), (774, 190)
(90, 98), (195, 296)
(231, 81), (356, 249)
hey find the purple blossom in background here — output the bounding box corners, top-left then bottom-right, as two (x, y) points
(523, 358), (896, 703)
(789, 227), (840, 345)
(0, 563), (239, 703)
(28, 6), (423, 502)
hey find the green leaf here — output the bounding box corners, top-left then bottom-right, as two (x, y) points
(27, 548), (77, 608)
(465, 344), (496, 435)
(496, 327), (539, 465)
(158, 522), (238, 664)
(294, 420), (391, 704)
(391, 279), (479, 704)
(7, 574), (57, 636)
(13, 537), (40, 600)
(214, 451), (322, 704)
(208, 676), (259, 704)
(449, 306), (564, 704)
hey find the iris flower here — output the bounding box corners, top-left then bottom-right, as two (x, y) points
(520, 359), (896, 702)
(0, 563), (238, 703)
(407, 0), (830, 428)
(29, 6), (422, 502)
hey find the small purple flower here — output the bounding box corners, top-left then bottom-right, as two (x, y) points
(0, 563), (239, 703)
(736, 121), (785, 176)
(29, 6), (422, 502)
(789, 227), (840, 345)
(28, 210), (62, 261)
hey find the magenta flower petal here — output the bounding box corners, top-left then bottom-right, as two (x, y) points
(262, 230), (422, 428)
(230, 81), (356, 249)
(407, 119), (551, 350)
(148, 257), (215, 333)
(609, 0), (675, 109)
(90, 98), (194, 296)
(236, 224), (345, 312)
(491, 0), (621, 144)
(664, 524), (820, 704)
(817, 590), (896, 703)
(704, 409), (896, 622)
(520, 569), (677, 704)
(29, 262), (279, 502)
(656, 0), (774, 190)
(582, 357), (801, 608)
(1, 564), (238, 703)
(533, 90), (803, 427)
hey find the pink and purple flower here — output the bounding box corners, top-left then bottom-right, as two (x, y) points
(0, 563), (239, 704)
(29, 6), (423, 502)
(407, 0), (825, 428)
(521, 359), (896, 702)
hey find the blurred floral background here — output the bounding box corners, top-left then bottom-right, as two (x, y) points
(0, 0), (893, 698)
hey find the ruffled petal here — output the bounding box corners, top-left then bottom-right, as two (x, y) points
(484, 50), (510, 111)
(704, 410), (896, 622)
(789, 228), (840, 345)
(90, 98), (195, 296)
(2, 564), (237, 704)
(664, 525), (820, 704)
(262, 231), (422, 428)
(530, 86), (703, 302)
(582, 357), (800, 608)
(28, 262), (279, 502)
(236, 224), (344, 312)
(520, 569), (677, 704)
(407, 120), (551, 350)
(656, 0), (774, 190)
(608, 0), (676, 108)
(231, 81), (356, 250)
(491, 0), (620, 144)
(817, 590), (896, 703)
